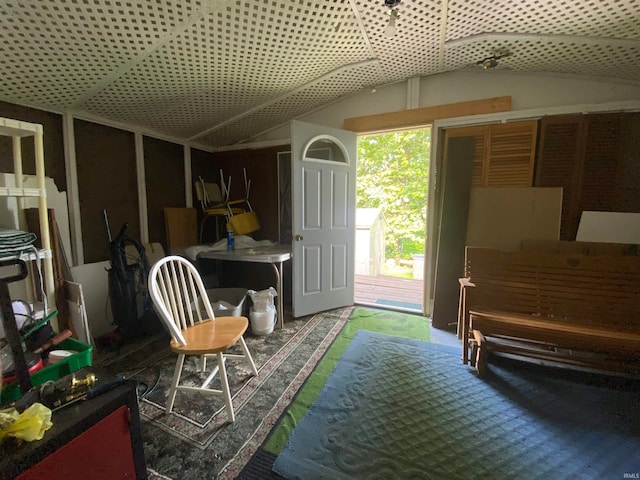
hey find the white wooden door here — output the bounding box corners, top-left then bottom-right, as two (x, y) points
(291, 120), (357, 317)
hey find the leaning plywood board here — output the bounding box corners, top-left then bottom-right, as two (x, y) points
(65, 280), (94, 346)
(70, 261), (112, 337)
(164, 207), (197, 252)
(576, 211), (640, 244)
(466, 187), (562, 251)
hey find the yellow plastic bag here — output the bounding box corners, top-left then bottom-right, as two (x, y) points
(0, 402), (53, 442)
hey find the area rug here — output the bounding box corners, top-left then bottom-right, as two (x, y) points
(141, 308), (352, 449)
(270, 330), (640, 479)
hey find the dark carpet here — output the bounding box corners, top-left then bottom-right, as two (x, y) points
(244, 331), (640, 479)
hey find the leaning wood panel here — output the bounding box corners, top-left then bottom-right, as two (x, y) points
(164, 207), (197, 252)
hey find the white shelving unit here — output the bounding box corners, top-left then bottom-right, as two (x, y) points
(0, 117), (56, 318)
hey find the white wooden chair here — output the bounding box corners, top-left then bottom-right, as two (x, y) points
(148, 255), (258, 421)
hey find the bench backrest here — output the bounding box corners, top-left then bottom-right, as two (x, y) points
(464, 247), (640, 330)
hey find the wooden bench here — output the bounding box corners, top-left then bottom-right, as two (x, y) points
(458, 245), (640, 377)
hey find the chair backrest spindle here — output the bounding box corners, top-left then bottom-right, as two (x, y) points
(149, 255), (217, 346)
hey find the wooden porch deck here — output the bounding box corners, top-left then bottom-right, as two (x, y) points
(355, 274), (424, 311)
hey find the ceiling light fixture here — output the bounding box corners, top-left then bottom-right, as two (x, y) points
(385, 9), (399, 37)
(476, 51), (513, 70)
(481, 57), (498, 70)
(384, 0), (401, 38)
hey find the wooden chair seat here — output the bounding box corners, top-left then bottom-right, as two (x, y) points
(169, 317), (249, 355)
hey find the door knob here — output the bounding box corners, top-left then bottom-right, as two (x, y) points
(294, 235), (304, 241)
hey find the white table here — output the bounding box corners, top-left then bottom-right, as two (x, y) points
(197, 244), (291, 329)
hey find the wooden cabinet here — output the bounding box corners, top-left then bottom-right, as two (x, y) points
(535, 113), (640, 240)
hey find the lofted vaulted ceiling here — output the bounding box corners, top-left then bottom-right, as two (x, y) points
(0, 0), (638, 149)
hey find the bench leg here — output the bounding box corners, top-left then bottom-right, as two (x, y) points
(462, 329), (470, 365)
(470, 341), (478, 367)
(473, 330), (488, 377)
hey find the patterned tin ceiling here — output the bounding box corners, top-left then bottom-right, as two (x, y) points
(0, 0), (638, 148)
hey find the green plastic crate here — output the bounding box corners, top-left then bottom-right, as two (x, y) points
(1, 337), (93, 406)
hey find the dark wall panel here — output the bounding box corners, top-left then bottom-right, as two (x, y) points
(214, 145), (285, 243)
(75, 119), (138, 263)
(210, 145), (291, 305)
(0, 101), (66, 192)
(191, 148), (217, 241)
(144, 137), (185, 251)
(617, 113), (640, 212)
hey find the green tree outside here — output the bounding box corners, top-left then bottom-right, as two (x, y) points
(357, 128), (430, 274)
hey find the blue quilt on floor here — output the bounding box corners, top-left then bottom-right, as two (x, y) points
(272, 330), (640, 479)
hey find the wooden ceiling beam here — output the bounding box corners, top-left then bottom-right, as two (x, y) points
(343, 96), (512, 133)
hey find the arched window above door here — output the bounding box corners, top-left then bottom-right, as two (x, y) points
(303, 136), (349, 164)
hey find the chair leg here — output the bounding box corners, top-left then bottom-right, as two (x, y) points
(217, 352), (235, 422)
(200, 354), (207, 372)
(238, 336), (258, 376)
(166, 354), (185, 414)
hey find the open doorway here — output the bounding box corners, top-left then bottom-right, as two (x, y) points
(354, 127), (431, 312)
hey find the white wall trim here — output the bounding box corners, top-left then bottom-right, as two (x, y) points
(407, 77), (420, 110)
(62, 113), (83, 266)
(135, 133), (148, 243)
(184, 145), (192, 208)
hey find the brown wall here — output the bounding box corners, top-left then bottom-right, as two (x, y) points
(1, 102), (289, 264)
(143, 137), (186, 253)
(204, 146), (292, 302)
(75, 119), (139, 263)
(213, 146), (284, 243)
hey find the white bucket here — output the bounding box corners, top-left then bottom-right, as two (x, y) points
(250, 308), (276, 335)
